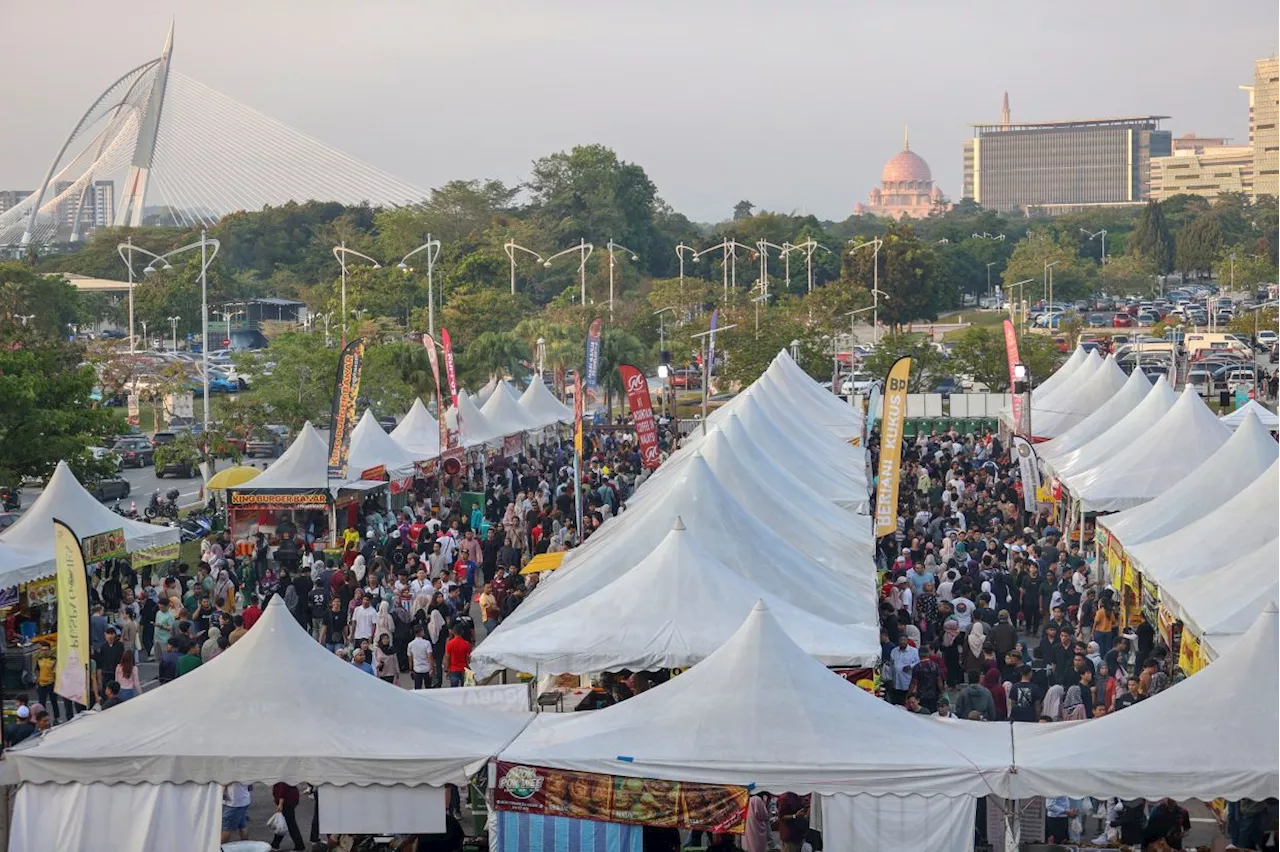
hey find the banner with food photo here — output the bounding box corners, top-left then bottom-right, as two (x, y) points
(492, 762), (747, 833)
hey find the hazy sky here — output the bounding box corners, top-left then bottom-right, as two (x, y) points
(3, 0), (1276, 222)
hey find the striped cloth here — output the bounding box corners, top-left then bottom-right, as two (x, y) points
(493, 812), (643, 852)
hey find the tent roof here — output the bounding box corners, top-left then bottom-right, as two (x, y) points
(480, 382), (542, 436)
(347, 410), (420, 478)
(447, 392), (500, 447)
(234, 422), (329, 491)
(497, 602), (1010, 796)
(4, 598), (532, 787)
(1221, 398), (1280, 431)
(506, 455), (879, 629)
(1040, 367), (1151, 463)
(1098, 410), (1278, 550)
(1127, 459), (1279, 588)
(518, 377), (574, 427)
(472, 520), (880, 677)
(1029, 348), (1102, 416)
(1068, 390), (1231, 512)
(757, 350), (863, 440)
(1048, 377), (1176, 481)
(390, 398), (441, 461)
(1028, 355), (1127, 440)
(1032, 346), (1088, 401)
(637, 420), (875, 573)
(1161, 539), (1279, 658)
(495, 379), (523, 405)
(473, 376), (499, 406)
(1010, 605), (1278, 801)
(0, 462), (180, 588)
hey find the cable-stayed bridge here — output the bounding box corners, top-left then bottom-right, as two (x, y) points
(0, 23), (426, 247)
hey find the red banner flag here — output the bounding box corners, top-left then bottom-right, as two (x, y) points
(1003, 319), (1023, 435)
(326, 337), (365, 480)
(619, 365), (661, 469)
(423, 333), (447, 453)
(441, 327), (459, 409)
(573, 373), (584, 458)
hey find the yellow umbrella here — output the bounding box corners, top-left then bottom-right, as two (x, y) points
(520, 551), (567, 575)
(206, 465), (261, 490)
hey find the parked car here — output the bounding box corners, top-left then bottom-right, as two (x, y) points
(245, 425), (290, 458)
(1087, 314), (1109, 328)
(669, 369), (702, 390)
(151, 431), (178, 447)
(112, 437), (155, 468)
(1256, 330), (1277, 347)
(839, 372), (877, 395)
(1185, 368), (1214, 397)
(90, 477), (131, 502)
(90, 446), (123, 472)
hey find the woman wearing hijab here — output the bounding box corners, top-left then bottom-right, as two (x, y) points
(373, 601), (394, 646)
(1085, 641), (1104, 673)
(374, 634), (400, 684)
(213, 570), (235, 613)
(200, 627), (223, 663)
(351, 554), (367, 585)
(425, 592), (449, 687)
(961, 621), (988, 681)
(939, 618), (963, 687)
(981, 665), (1008, 721)
(1042, 683), (1065, 721)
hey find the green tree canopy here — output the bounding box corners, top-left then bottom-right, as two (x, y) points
(1128, 200), (1175, 275)
(1174, 213), (1223, 278)
(843, 223), (944, 329)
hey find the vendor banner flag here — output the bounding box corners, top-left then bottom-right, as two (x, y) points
(53, 519), (90, 707)
(326, 337), (365, 480)
(619, 364), (661, 469)
(584, 318), (603, 401)
(1013, 436), (1042, 513)
(863, 381), (882, 445)
(1003, 319), (1024, 435)
(441, 327), (459, 408)
(873, 356), (911, 539)
(573, 373), (584, 457)
(423, 333), (447, 453)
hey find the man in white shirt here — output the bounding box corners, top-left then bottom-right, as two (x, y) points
(409, 568), (430, 597)
(407, 624), (433, 689)
(887, 634), (920, 705)
(350, 594), (379, 642)
(896, 577), (915, 618)
(221, 782), (252, 843)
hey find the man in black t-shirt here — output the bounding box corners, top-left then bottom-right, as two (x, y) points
(1007, 666), (1043, 722)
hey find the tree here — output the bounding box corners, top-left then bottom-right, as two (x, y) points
(1174, 213), (1223, 278)
(843, 223), (944, 329)
(1002, 231), (1096, 304)
(0, 327), (119, 487)
(949, 327), (1014, 391)
(1213, 248), (1275, 291)
(1098, 252), (1156, 296)
(232, 333), (339, 429)
(0, 265), (87, 338)
(733, 200), (755, 221)
(596, 328), (648, 418)
(1228, 307), (1278, 341)
(1128, 200), (1175, 275)
(465, 332), (530, 384)
(1018, 334), (1064, 388)
(430, 285), (534, 349)
(860, 333), (946, 392)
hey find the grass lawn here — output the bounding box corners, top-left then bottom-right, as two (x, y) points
(938, 309), (1011, 341)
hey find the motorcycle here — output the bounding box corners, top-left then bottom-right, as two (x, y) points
(0, 487), (19, 512)
(143, 488), (181, 520)
(178, 515), (213, 543)
(111, 499), (139, 520)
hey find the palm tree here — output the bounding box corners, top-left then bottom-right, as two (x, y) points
(390, 342), (436, 401)
(466, 331), (531, 383)
(542, 336), (582, 401)
(597, 328), (647, 419)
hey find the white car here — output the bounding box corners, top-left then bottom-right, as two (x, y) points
(840, 373), (877, 395)
(1257, 330), (1277, 346)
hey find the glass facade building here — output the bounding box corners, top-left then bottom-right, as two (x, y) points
(964, 117), (1171, 213)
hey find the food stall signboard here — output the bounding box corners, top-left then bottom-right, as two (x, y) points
(228, 489), (330, 510)
(493, 761), (747, 834)
(81, 528), (127, 563)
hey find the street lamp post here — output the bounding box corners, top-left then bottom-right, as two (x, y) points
(690, 323), (736, 436)
(12, 313), (34, 326)
(780, 239), (832, 294)
(167, 316), (180, 352)
(790, 338), (801, 361)
(605, 240), (640, 324)
(397, 237), (443, 336)
(674, 243), (697, 311)
(654, 306), (677, 416)
(755, 240), (786, 299)
(1007, 278), (1035, 336)
(1043, 259), (1060, 308)
(692, 240), (756, 305)
(987, 262), (997, 299)
(332, 242), (381, 345)
(544, 240), (594, 309)
(503, 239), (543, 297)
(116, 238), (137, 353)
(846, 306), (876, 403)
(849, 238), (885, 343)
(751, 291), (771, 337)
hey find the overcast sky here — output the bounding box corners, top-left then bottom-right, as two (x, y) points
(3, 0), (1276, 222)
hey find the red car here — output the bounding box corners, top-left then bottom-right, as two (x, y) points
(1111, 314), (1133, 328)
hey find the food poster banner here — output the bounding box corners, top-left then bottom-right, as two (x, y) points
(492, 762), (748, 834)
(423, 333), (448, 453)
(81, 528), (126, 563)
(573, 373), (584, 458)
(1012, 437), (1041, 513)
(130, 542), (181, 568)
(326, 337), (365, 480)
(873, 356), (911, 538)
(502, 434), (523, 458)
(227, 489), (331, 510)
(53, 519), (90, 707)
(584, 318), (603, 401)
(618, 365), (660, 469)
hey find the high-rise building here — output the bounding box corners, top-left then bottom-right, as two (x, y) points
(1151, 146), (1255, 199)
(1251, 57), (1278, 197)
(963, 95), (1172, 213)
(0, 191), (32, 215)
(50, 179), (115, 239)
(1171, 134), (1232, 153)
(92, 180), (116, 230)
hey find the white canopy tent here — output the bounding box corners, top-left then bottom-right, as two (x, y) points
(999, 346), (1091, 429)
(634, 419), (875, 568)
(473, 376), (499, 406)
(1026, 355), (1126, 441)
(1220, 398), (1280, 431)
(1125, 459), (1279, 588)
(755, 350), (864, 441)
(504, 455), (880, 628)
(1010, 605), (1278, 801)
(519, 377), (574, 427)
(1097, 411), (1278, 550)
(346, 410), (420, 480)
(446, 392), (501, 448)
(1161, 539), (1279, 660)
(1046, 377), (1177, 480)
(471, 519), (880, 677)
(1016, 349), (1103, 438)
(495, 378), (523, 405)
(1066, 390), (1231, 512)
(497, 602), (1010, 796)
(4, 597), (532, 787)
(390, 397), (441, 461)
(0, 462), (180, 588)
(233, 421), (329, 492)
(480, 381), (543, 437)
(1039, 368), (1151, 464)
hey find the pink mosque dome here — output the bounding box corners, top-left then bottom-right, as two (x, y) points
(881, 148), (932, 185)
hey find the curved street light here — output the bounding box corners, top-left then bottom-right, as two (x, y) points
(543, 239), (594, 308)
(117, 239), (176, 353)
(167, 315), (181, 352)
(332, 242), (381, 344)
(397, 237), (443, 337)
(605, 240), (640, 324)
(692, 239), (756, 305)
(755, 240), (786, 300)
(780, 239), (832, 294)
(849, 238), (885, 343)
(503, 239), (543, 297)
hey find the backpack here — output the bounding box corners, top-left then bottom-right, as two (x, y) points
(283, 584), (299, 613)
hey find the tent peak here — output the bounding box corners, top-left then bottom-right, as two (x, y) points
(1265, 601), (1279, 614)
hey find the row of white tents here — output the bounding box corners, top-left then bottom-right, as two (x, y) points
(1025, 347), (1279, 660)
(471, 350), (879, 677)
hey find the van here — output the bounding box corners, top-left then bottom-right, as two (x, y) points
(1186, 333), (1251, 360)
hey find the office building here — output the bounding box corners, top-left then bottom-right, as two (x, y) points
(1151, 146), (1254, 198)
(963, 95), (1171, 213)
(52, 179), (116, 238)
(1171, 134), (1231, 153)
(0, 191), (32, 215)
(1251, 58), (1278, 197)
(92, 180), (116, 229)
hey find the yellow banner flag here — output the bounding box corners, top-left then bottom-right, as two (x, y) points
(873, 357), (912, 539)
(53, 519), (91, 707)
